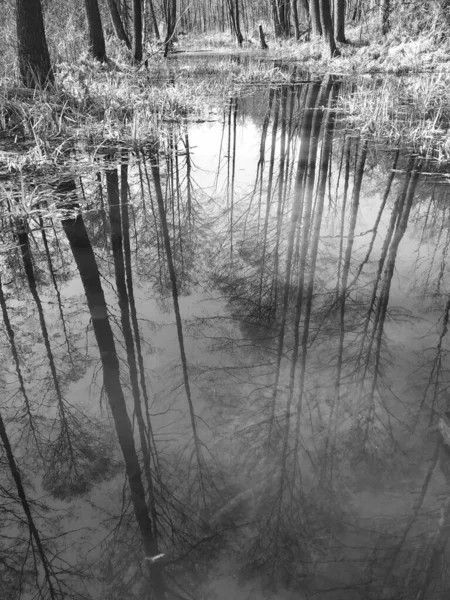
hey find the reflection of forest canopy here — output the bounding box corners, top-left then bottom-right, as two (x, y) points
(0, 77), (450, 600)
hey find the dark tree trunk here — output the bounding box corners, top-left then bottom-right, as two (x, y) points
(381, 0), (390, 35)
(334, 0), (345, 42)
(259, 24), (269, 49)
(16, 0), (54, 88)
(163, 0), (177, 56)
(319, 0), (340, 56)
(60, 194), (165, 597)
(145, 0), (161, 40)
(106, 0), (131, 48)
(226, 0), (244, 46)
(84, 0), (107, 61)
(132, 0), (143, 61)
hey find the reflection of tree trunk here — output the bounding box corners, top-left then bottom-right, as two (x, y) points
(18, 223), (73, 456)
(336, 137), (351, 296)
(284, 78), (331, 456)
(184, 132), (193, 227)
(0, 275), (39, 447)
(0, 411), (58, 598)
(61, 197), (165, 596)
(122, 154), (162, 504)
(254, 88), (275, 234)
(148, 144), (206, 502)
(358, 157), (417, 383)
(379, 441), (440, 597)
(348, 150), (399, 290)
(268, 82), (321, 445)
(227, 98), (238, 263)
(259, 90), (280, 312)
(365, 160), (421, 428)
(106, 167), (158, 532)
(273, 85), (289, 313)
(416, 497), (450, 599)
(294, 80), (337, 459)
(40, 215), (75, 367)
(326, 141), (367, 470)
(141, 152), (165, 289)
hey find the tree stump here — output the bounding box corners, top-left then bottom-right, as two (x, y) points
(259, 25), (268, 50)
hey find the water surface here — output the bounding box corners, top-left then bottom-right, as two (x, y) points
(1, 71), (449, 600)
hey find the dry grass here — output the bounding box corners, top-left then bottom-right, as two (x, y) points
(338, 73), (450, 161)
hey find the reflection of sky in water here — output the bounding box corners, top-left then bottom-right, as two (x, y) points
(2, 80), (450, 600)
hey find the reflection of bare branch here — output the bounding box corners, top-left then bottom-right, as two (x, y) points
(378, 442), (439, 597)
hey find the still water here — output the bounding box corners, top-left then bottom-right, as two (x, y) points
(1, 73), (449, 599)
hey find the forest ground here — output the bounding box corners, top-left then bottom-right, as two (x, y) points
(3, 18), (450, 164)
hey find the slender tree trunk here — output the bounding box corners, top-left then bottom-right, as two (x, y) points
(148, 143), (207, 503)
(16, 0), (54, 87)
(381, 0), (390, 35)
(106, 167), (158, 529)
(148, 0), (161, 39)
(84, 0), (107, 61)
(133, 0), (143, 61)
(226, 0), (244, 46)
(333, 0), (345, 42)
(319, 0), (340, 56)
(268, 82), (321, 445)
(106, 0), (131, 48)
(292, 0), (300, 39)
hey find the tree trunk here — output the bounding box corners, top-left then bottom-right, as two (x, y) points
(106, 0), (131, 48)
(163, 0), (177, 56)
(381, 0), (390, 35)
(84, 0), (107, 61)
(309, 0), (322, 35)
(226, 0), (244, 46)
(146, 0), (161, 40)
(318, 0), (340, 56)
(133, 0), (143, 61)
(16, 0), (54, 88)
(259, 24), (269, 49)
(292, 0), (301, 39)
(333, 0), (345, 42)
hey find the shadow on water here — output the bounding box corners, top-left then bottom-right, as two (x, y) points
(1, 71), (450, 599)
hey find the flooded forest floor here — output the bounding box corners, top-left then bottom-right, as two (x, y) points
(1, 20), (450, 600)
